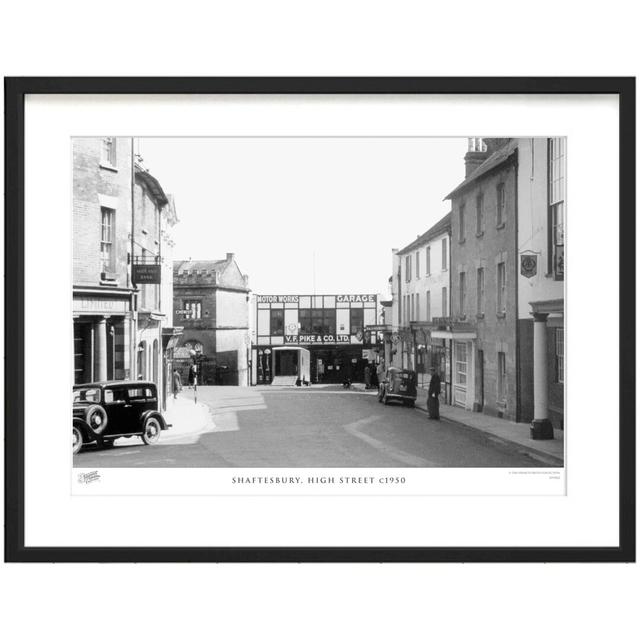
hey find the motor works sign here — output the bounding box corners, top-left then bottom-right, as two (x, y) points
(285, 334), (351, 344)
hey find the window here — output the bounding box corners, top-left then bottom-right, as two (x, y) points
(476, 267), (484, 315)
(459, 272), (466, 317)
(270, 308), (285, 336)
(442, 286), (447, 316)
(426, 290), (431, 321)
(497, 352), (507, 402)
(349, 308), (364, 335)
(549, 138), (565, 280)
(415, 293), (420, 320)
(415, 251), (420, 278)
(426, 246), (431, 275)
(442, 238), (447, 270)
(476, 192), (484, 234)
(183, 300), (202, 320)
(555, 328), (564, 383)
(455, 342), (467, 385)
(405, 255), (412, 282)
(496, 183), (505, 227)
(411, 294), (415, 321)
(458, 202), (465, 241)
(497, 262), (506, 314)
(101, 137), (117, 166)
(299, 309), (312, 333)
(100, 207), (114, 273)
(308, 308), (336, 335)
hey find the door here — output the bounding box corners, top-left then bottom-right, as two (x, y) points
(103, 386), (133, 435)
(275, 350), (298, 376)
(453, 341), (468, 408)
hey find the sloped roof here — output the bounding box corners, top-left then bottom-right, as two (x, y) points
(444, 139), (518, 200)
(173, 259), (227, 275)
(135, 165), (169, 207)
(397, 212), (451, 255)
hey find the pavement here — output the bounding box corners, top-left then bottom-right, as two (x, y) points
(349, 382), (564, 465)
(158, 392), (216, 444)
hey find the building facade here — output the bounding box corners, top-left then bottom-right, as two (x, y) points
(446, 138), (519, 419)
(72, 137), (178, 409)
(173, 256), (251, 386)
(390, 213), (452, 396)
(251, 294), (379, 385)
(516, 137), (565, 435)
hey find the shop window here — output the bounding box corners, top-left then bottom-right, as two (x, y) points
(270, 309), (284, 336)
(299, 309), (312, 334)
(555, 328), (564, 383)
(100, 207), (115, 273)
(101, 137), (117, 167)
(349, 308), (364, 335)
(548, 138), (565, 280)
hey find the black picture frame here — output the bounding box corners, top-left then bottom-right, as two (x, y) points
(4, 77), (635, 562)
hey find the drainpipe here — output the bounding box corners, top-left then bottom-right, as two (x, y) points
(130, 137), (138, 380)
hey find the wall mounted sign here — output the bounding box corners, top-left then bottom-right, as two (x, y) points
(520, 253), (538, 278)
(257, 295), (299, 303)
(285, 334), (350, 344)
(132, 263), (161, 284)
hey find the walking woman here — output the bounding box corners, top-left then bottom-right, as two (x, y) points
(427, 366), (441, 419)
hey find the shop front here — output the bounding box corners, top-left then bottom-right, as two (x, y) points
(73, 290), (132, 384)
(252, 293), (380, 385)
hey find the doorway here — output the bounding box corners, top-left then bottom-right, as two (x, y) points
(275, 350), (298, 376)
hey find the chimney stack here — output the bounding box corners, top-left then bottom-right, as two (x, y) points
(464, 138), (488, 177)
(226, 252), (235, 262)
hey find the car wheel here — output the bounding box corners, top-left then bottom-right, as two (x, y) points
(86, 405), (108, 435)
(72, 425), (83, 455)
(141, 416), (162, 445)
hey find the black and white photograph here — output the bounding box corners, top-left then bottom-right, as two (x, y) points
(71, 135), (565, 474)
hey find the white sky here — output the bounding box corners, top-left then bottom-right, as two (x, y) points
(139, 137), (468, 298)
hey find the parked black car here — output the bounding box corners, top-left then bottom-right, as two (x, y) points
(377, 367), (418, 407)
(72, 381), (170, 454)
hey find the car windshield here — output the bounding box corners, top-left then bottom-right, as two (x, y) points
(73, 387), (101, 403)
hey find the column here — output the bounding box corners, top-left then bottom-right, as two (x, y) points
(95, 317), (108, 382)
(531, 312), (554, 439)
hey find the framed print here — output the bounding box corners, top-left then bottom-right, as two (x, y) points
(4, 77), (635, 562)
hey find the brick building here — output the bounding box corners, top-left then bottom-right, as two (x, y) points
(173, 256), (251, 386)
(443, 137), (565, 435)
(390, 213), (452, 397)
(445, 138), (519, 419)
(73, 138), (178, 409)
(73, 137), (135, 383)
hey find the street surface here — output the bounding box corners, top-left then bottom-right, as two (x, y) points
(74, 385), (547, 468)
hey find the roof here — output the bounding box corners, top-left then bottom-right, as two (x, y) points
(135, 166), (169, 207)
(173, 259), (227, 275)
(397, 212), (451, 255)
(74, 380), (156, 389)
(444, 139), (518, 200)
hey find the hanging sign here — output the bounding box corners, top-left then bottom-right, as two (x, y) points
(133, 263), (161, 284)
(520, 254), (538, 279)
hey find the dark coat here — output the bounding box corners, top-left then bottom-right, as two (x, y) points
(428, 373), (441, 397)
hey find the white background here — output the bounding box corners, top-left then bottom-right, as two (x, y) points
(1, 2), (638, 640)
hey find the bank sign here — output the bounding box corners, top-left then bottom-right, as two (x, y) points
(285, 334), (351, 344)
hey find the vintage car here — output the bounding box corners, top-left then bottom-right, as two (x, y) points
(72, 381), (170, 454)
(377, 367), (418, 407)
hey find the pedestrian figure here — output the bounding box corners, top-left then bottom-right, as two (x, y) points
(188, 363), (197, 389)
(172, 369), (182, 399)
(364, 364), (371, 389)
(427, 366), (441, 419)
(370, 362), (379, 388)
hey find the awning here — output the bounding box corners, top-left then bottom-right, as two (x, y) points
(430, 330), (477, 340)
